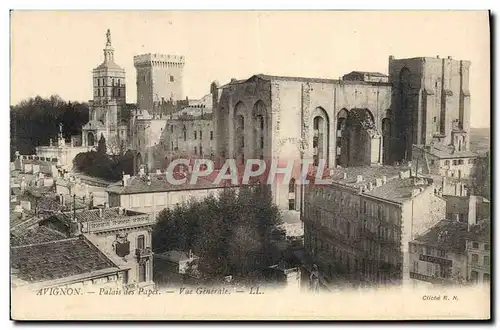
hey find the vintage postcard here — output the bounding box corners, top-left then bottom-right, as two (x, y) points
(9, 10), (491, 320)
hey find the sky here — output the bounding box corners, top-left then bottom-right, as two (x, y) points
(10, 11), (490, 127)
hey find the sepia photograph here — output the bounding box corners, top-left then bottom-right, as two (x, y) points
(9, 10), (491, 320)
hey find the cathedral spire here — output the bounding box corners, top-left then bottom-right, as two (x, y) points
(103, 29), (114, 62)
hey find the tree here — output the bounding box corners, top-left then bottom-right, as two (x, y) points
(152, 185), (283, 284)
(97, 134), (107, 155)
(471, 152), (491, 200)
(10, 95), (89, 160)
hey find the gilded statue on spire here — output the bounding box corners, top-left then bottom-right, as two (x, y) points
(106, 29), (112, 46)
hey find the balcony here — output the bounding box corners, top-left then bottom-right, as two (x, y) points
(88, 214), (154, 233)
(136, 247), (153, 259)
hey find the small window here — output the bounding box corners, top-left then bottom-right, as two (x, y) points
(210, 131), (214, 140)
(484, 256), (490, 266)
(199, 145), (203, 155)
(471, 254), (479, 264)
(430, 159), (435, 165)
(472, 242), (479, 249)
(170, 75), (175, 82)
(194, 131), (197, 140)
(288, 198), (295, 210)
(137, 235), (145, 250)
(444, 160), (450, 166)
(194, 147), (197, 155)
(139, 263), (147, 282)
(484, 244), (490, 251)
(199, 131), (202, 140)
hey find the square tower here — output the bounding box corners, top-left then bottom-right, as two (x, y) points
(134, 53), (185, 112)
(389, 55), (471, 162)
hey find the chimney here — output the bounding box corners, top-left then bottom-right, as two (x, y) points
(123, 174), (131, 187)
(147, 176), (152, 186)
(367, 182), (374, 191)
(59, 193), (64, 206)
(156, 169), (162, 175)
(452, 213), (459, 222)
(189, 249), (193, 259)
(329, 168), (335, 176)
(441, 176), (447, 193)
(468, 195), (477, 229)
(382, 176), (387, 184)
(99, 208), (103, 218)
(375, 178), (383, 187)
(139, 166), (145, 177)
(104, 202), (108, 209)
(343, 172), (348, 180)
(356, 175), (363, 183)
(447, 56), (452, 60)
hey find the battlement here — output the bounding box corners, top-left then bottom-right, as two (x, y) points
(133, 53), (185, 67)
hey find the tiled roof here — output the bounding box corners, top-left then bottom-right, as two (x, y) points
(11, 225), (68, 247)
(414, 144), (477, 159)
(52, 207), (146, 224)
(11, 236), (119, 283)
(327, 165), (412, 189)
(364, 176), (432, 203)
(412, 220), (468, 253)
(95, 60), (124, 71)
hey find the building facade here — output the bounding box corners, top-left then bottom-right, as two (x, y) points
(467, 219), (491, 284)
(134, 53), (185, 112)
(303, 166), (446, 286)
(389, 56), (472, 162)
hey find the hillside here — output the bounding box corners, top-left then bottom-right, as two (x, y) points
(469, 127), (490, 156)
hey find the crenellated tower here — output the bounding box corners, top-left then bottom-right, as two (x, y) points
(134, 53), (185, 113)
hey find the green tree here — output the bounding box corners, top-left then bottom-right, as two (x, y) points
(97, 134), (107, 155)
(471, 152), (491, 200)
(10, 95), (89, 160)
(152, 185), (283, 283)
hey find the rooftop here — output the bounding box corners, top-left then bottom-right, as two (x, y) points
(364, 176), (432, 204)
(414, 144), (477, 159)
(107, 171), (237, 195)
(11, 225), (68, 247)
(412, 220), (468, 253)
(11, 236), (119, 283)
(344, 71), (388, 77)
(52, 207), (147, 224)
(156, 250), (198, 263)
(222, 73), (392, 88)
(326, 165), (412, 189)
(317, 165), (433, 203)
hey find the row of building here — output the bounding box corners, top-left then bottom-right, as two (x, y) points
(13, 29), (490, 291)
